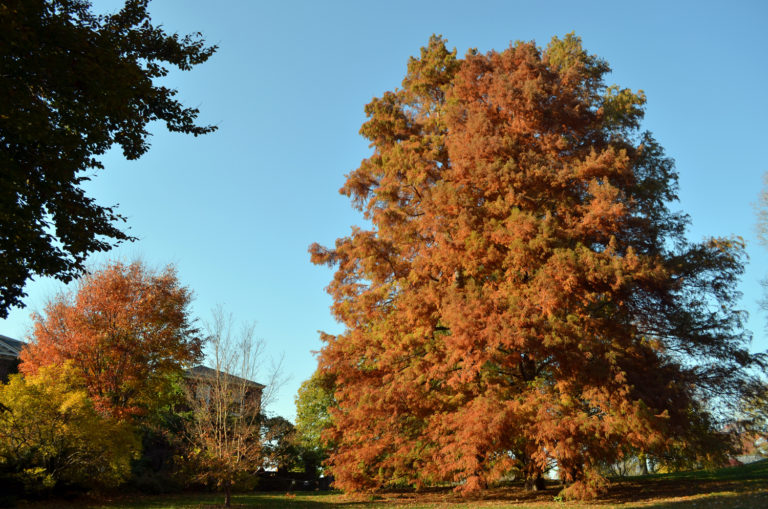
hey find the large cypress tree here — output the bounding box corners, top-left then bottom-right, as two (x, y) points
(311, 34), (765, 499)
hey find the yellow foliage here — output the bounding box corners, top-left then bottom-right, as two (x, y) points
(0, 362), (140, 490)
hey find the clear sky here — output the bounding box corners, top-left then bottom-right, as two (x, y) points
(3, 0), (767, 420)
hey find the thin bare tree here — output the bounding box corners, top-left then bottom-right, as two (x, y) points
(185, 308), (284, 507)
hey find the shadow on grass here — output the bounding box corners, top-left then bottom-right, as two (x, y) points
(222, 492), (379, 509)
(20, 486), (562, 509)
(20, 491), (360, 509)
(19, 460), (768, 508)
(602, 459), (768, 506)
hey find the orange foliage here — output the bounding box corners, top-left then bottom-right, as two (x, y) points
(20, 261), (202, 420)
(311, 34), (762, 499)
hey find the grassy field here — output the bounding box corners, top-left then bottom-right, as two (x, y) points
(19, 460), (768, 509)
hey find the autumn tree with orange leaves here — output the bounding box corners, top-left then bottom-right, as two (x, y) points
(310, 34), (766, 499)
(20, 260), (203, 421)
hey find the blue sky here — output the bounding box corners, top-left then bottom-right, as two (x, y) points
(3, 0), (767, 420)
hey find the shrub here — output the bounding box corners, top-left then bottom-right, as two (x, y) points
(0, 363), (140, 493)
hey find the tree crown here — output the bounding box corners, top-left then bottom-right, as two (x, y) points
(310, 34), (763, 498)
(0, 0), (217, 317)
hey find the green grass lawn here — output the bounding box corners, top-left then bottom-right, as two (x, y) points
(18, 460), (768, 509)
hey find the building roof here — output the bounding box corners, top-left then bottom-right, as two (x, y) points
(185, 365), (265, 389)
(0, 335), (24, 359)
(0, 339), (265, 390)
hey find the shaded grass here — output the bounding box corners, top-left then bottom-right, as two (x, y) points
(18, 460), (768, 508)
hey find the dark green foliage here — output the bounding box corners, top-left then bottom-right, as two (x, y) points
(0, 0), (216, 317)
(129, 427), (186, 494)
(262, 415), (303, 474)
(129, 393), (191, 494)
(0, 358), (20, 383)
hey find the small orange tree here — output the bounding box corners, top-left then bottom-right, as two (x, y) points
(311, 34), (765, 499)
(184, 310), (283, 508)
(21, 260), (203, 421)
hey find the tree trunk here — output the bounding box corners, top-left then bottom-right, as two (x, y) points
(641, 459), (649, 475)
(525, 474), (545, 491)
(224, 484), (231, 507)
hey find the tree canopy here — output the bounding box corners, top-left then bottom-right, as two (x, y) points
(20, 260), (202, 420)
(294, 368), (336, 475)
(0, 362), (139, 492)
(310, 34), (766, 499)
(294, 368), (335, 454)
(0, 0), (216, 318)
